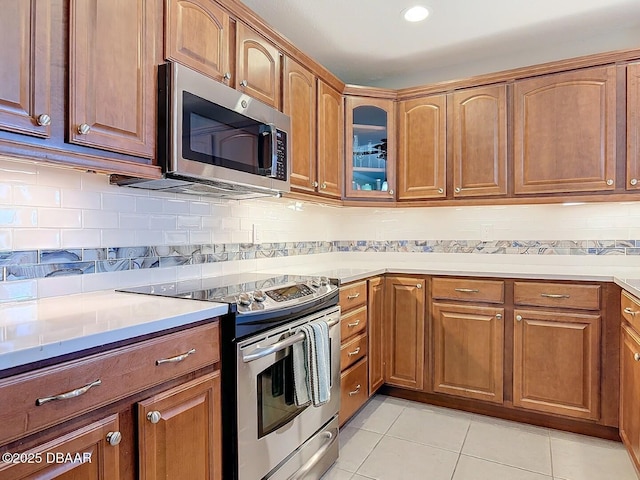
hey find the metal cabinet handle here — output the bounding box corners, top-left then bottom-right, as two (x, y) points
(36, 379), (101, 406)
(606, 179), (614, 186)
(312, 181), (319, 187)
(223, 72), (231, 81)
(496, 313), (502, 320)
(347, 319), (361, 328)
(455, 288), (479, 293)
(540, 293), (570, 299)
(147, 411), (162, 424)
(516, 315), (523, 322)
(438, 188), (444, 194)
(288, 428), (339, 480)
(416, 283), (423, 289)
(156, 348), (196, 366)
(77, 123), (91, 135)
(240, 80), (248, 87)
(106, 431), (122, 446)
(635, 353), (640, 362)
(36, 114), (51, 126)
(347, 292), (360, 299)
(455, 187), (461, 193)
(321, 182), (327, 189)
(631, 179), (638, 186)
(348, 384), (361, 396)
(348, 347), (361, 357)
(624, 307), (639, 316)
(389, 189), (394, 195)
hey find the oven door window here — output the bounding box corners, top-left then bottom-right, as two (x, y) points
(182, 91), (272, 175)
(257, 348), (306, 438)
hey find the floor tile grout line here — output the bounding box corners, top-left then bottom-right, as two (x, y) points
(548, 428), (555, 479)
(449, 422), (472, 480)
(460, 452), (553, 477)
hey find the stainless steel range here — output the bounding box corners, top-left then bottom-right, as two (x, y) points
(120, 273), (341, 480)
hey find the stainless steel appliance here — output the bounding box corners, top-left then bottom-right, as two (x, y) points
(111, 62), (290, 199)
(119, 274), (340, 480)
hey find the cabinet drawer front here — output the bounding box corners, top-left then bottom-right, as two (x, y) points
(340, 333), (368, 371)
(340, 306), (367, 341)
(339, 281), (367, 310)
(432, 278), (504, 304)
(622, 291), (640, 332)
(514, 282), (600, 310)
(339, 358), (368, 426)
(0, 322), (219, 445)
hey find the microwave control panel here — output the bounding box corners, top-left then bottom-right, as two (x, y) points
(275, 130), (287, 180)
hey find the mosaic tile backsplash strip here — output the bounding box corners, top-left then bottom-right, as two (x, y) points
(1, 239), (639, 282)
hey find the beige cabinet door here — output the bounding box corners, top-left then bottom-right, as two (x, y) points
(513, 66), (616, 194)
(69, 0), (156, 157)
(432, 302), (504, 403)
(165, 0), (231, 84)
(513, 309), (600, 420)
(0, 0), (51, 138)
(236, 22), (281, 109)
(384, 276), (426, 391)
(451, 85), (507, 197)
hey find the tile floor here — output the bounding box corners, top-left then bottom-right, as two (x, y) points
(321, 395), (637, 480)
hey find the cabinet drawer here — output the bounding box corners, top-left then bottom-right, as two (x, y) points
(622, 291), (640, 333)
(432, 277), (504, 304)
(340, 306), (367, 341)
(0, 322), (219, 445)
(514, 282), (600, 310)
(339, 281), (367, 311)
(339, 358), (368, 426)
(340, 333), (368, 371)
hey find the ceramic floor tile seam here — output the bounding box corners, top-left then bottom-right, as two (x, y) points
(343, 428), (386, 475)
(459, 451), (554, 477)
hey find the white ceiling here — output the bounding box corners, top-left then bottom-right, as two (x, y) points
(240, 0), (640, 88)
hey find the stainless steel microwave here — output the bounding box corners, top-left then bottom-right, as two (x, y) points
(112, 62), (290, 199)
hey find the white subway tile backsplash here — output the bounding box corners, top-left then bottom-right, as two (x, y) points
(163, 231), (189, 245)
(232, 230), (251, 243)
(119, 213), (150, 230)
(61, 229), (101, 248)
(13, 229), (60, 249)
(102, 193), (137, 213)
(83, 210), (118, 229)
(136, 196), (164, 214)
(37, 275), (83, 299)
(0, 230), (11, 250)
(0, 184), (11, 204)
(222, 217), (241, 231)
(0, 208), (37, 227)
(39, 208), (82, 228)
(135, 230), (164, 246)
(0, 159), (37, 184)
(190, 201), (210, 216)
(62, 188), (101, 210)
(101, 229), (135, 247)
(0, 279), (37, 302)
(164, 199), (190, 214)
(189, 230), (212, 244)
(80, 172), (111, 192)
(149, 214), (177, 230)
(13, 185), (61, 207)
(37, 165), (82, 189)
(202, 216), (222, 229)
(177, 215), (201, 229)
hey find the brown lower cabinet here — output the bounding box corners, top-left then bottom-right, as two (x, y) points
(0, 322), (222, 480)
(368, 277), (385, 394)
(621, 292), (640, 475)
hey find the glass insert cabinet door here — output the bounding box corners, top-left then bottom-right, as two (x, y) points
(345, 96), (395, 199)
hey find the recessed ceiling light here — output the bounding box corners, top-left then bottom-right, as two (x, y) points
(403, 5), (429, 22)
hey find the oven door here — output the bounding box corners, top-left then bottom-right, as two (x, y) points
(236, 306), (341, 480)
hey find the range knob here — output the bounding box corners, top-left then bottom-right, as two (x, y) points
(311, 277), (321, 288)
(253, 290), (266, 302)
(320, 276), (329, 286)
(237, 292), (253, 307)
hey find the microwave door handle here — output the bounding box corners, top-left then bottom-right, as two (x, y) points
(267, 123), (277, 178)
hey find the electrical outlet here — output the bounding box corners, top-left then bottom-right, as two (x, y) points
(481, 224), (494, 241)
(252, 224), (262, 244)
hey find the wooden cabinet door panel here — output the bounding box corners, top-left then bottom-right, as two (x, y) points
(317, 81), (343, 198)
(621, 324), (640, 471)
(452, 85), (507, 197)
(368, 277), (385, 395)
(398, 95), (446, 199)
(0, 414), (120, 480)
(513, 309), (600, 420)
(628, 62), (640, 191)
(384, 277), (426, 390)
(514, 66), (616, 194)
(0, 0), (51, 138)
(165, 0), (230, 83)
(138, 372), (221, 480)
(236, 23), (281, 109)
(69, 0), (156, 157)
(283, 58), (316, 193)
(432, 303), (504, 403)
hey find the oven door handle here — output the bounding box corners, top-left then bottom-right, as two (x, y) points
(287, 427), (339, 480)
(242, 316), (339, 363)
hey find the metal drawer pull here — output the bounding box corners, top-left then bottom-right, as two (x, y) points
(635, 353), (640, 362)
(540, 293), (570, 299)
(348, 384), (361, 396)
(516, 315), (523, 322)
(347, 292), (360, 299)
(624, 307), (639, 316)
(36, 379), (101, 406)
(156, 348), (196, 365)
(495, 313), (502, 320)
(288, 427), (339, 480)
(348, 347), (361, 357)
(243, 316), (340, 363)
(347, 319), (361, 328)
(106, 431), (122, 446)
(147, 411), (162, 424)
(455, 288), (479, 293)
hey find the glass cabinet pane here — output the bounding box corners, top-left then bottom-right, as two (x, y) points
(352, 106), (388, 193)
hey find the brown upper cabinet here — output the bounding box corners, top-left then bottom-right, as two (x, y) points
(69, 0), (157, 158)
(236, 22), (281, 109)
(283, 60), (343, 198)
(0, 0), (51, 138)
(345, 97), (396, 200)
(397, 95), (446, 200)
(628, 62), (640, 191)
(451, 85), (507, 197)
(165, 0), (232, 85)
(513, 66), (617, 195)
